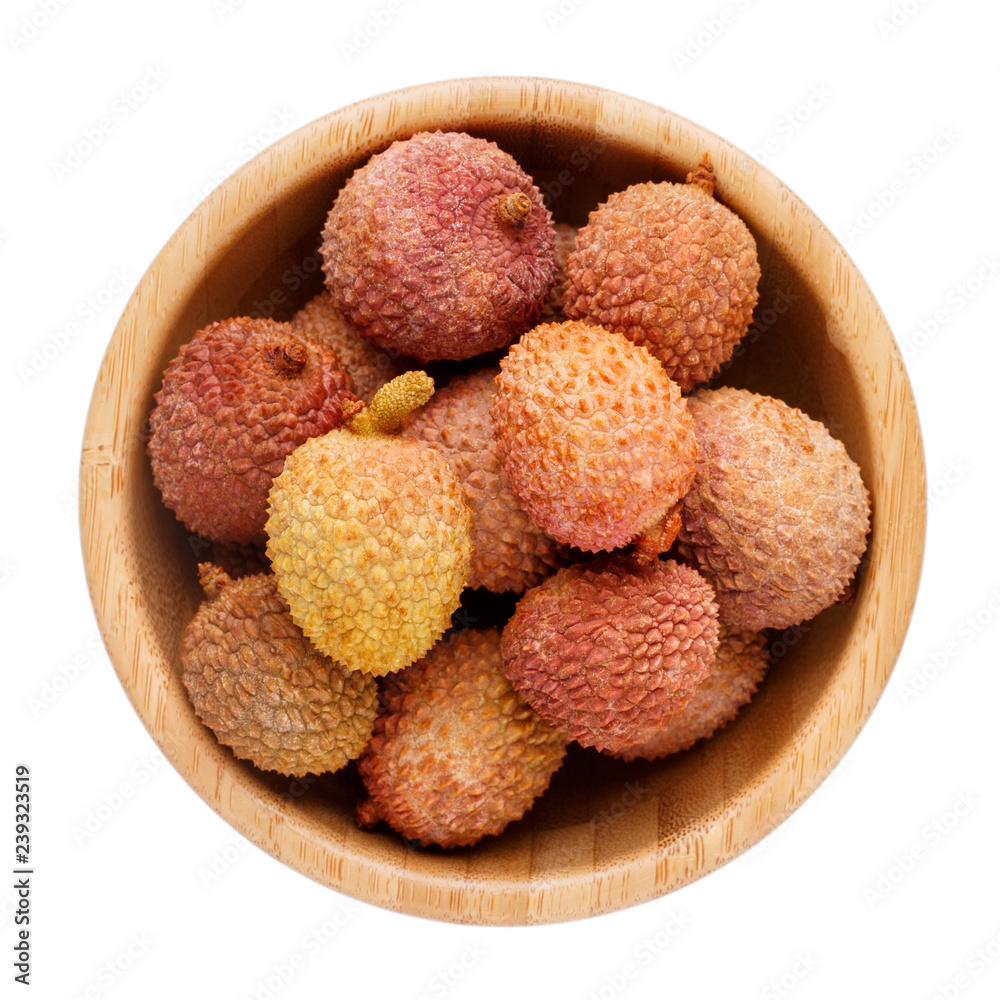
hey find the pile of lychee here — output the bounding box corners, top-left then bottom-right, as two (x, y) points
(149, 130), (871, 849)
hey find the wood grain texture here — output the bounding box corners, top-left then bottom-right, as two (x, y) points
(79, 77), (926, 925)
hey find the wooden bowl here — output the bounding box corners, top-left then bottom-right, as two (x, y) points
(80, 77), (925, 924)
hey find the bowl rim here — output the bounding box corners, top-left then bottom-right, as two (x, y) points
(79, 75), (927, 925)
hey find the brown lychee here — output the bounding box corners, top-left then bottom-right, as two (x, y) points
(148, 316), (358, 545)
(320, 131), (557, 362)
(356, 628), (567, 848)
(563, 154), (760, 391)
(678, 387), (871, 631)
(500, 556), (720, 754)
(206, 540), (270, 580)
(490, 320), (698, 553)
(266, 372), (473, 675)
(538, 222), (577, 322)
(290, 290), (402, 402)
(180, 564), (378, 777)
(400, 366), (571, 593)
(609, 622), (769, 761)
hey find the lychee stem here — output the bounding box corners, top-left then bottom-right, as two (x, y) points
(685, 153), (717, 196)
(266, 341), (308, 377)
(495, 192), (532, 230)
(355, 796), (382, 829)
(198, 563), (233, 600)
(632, 502), (684, 563)
(345, 371), (435, 437)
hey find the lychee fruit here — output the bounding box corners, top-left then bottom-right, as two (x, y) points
(265, 372), (473, 675)
(356, 627), (567, 848)
(490, 320), (698, 553)
(538, 222), (577, 322)
(320, 130), (557, 362)
(180, 564), (378, 777)
(563, 154), (760, 391)
(677, 386), (871, 631)
(148, 316), (359, 545)
(500, 556), (720, 754)
(206, 540), (270, 580)
(290, 290), (402, 402)
(609, 622), (769, 761)
(400, 365), (571, 593)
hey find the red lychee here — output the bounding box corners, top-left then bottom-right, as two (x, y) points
(500, 556), (720, 754)
(148, 316), (358, 545)
(321, 131), (556, 362)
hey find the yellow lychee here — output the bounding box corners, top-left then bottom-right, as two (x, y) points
(265, 373), (473, 675)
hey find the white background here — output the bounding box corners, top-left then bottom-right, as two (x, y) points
(3, 0), (999, 997)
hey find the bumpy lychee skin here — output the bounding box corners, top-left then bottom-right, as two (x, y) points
(538, 222), (577, 322)
(400, 366), (571, 593)
(266, 373), (473, 675)
(490, 321), (698, 553)
(148, 316), (358, 545)
(290, 290), (402, 403)
(563, 155), (760, 391)
(610, 622), (769, 761)
(678, 387), (872, 631)
(356, 628), (567, 848)
(500, 557), (720, 754)
(320, 131), (557, 362)
(180, 565), (378, 777)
